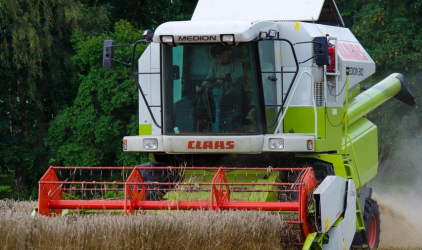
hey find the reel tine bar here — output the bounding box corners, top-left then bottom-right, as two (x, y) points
(38, 165), (318, 238)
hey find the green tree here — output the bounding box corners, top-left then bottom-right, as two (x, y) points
(0, 0), (80, 196)
(46, 20), (146, 167)
(338, 0), (422, 75)
(80, 0), (197, 29)
(353, 0), (422, 74)
(45, 1), (198, 168)
(0, 0), (113, 197)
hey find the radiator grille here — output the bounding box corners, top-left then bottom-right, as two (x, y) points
(314, 82), (323, 106)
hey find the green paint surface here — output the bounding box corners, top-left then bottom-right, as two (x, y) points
(139, 124), (152, 135)
(164, 170), (279, 202)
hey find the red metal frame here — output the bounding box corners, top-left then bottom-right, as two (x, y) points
(210, 168), (231, 211)
(38, 168), (63, 216)
(124, 167), (146, 215)
(38, 166), (318, 238)
(298, 167), (318, 238)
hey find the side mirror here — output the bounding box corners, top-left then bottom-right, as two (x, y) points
(173, 65), (180, 80)
(102, 40), (114, 68)
(313, 37), (329, 66)
(143, 29), (154, 42)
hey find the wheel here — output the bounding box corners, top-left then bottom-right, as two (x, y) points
(364, 198), (381, 249)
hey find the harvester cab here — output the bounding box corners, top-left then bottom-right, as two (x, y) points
(39, 0), (415, 249)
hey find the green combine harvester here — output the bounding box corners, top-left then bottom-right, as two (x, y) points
(38, 0), (415, 249)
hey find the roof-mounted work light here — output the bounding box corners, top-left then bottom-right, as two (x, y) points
(259, 31), (267, 40)
(268, 29), (278, 38)
(221, 34), (235, 45)
(160, 35), (175, 46)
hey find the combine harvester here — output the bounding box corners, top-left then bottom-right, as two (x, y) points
(38, 0), (415, 249)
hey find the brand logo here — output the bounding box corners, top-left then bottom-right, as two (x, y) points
(337, 42), (369, 61)
(178, 36), (217, 42)
(188, 141), (234, 149)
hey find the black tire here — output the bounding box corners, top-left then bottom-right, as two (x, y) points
(363, 198), (381, 249)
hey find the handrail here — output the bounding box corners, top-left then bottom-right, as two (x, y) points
(131, 40), (162, 128)
(345, 134), (362, 188)
(260, 38), (300, 129)
(274, 71), (317, 139)
(342, 68), (362, 188)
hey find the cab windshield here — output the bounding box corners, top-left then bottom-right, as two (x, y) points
(161, 43), (266, 135)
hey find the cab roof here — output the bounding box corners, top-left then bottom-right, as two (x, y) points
(191, 0), (344, 27)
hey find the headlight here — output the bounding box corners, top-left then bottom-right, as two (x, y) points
(269, 138), (284, 150)
(143, 138), (158, 150)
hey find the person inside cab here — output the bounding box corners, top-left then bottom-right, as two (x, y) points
(196, 45), (244, 132)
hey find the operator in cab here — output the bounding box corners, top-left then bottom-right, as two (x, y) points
(196, 44), (244, 132)
(196, 45), (244, 93)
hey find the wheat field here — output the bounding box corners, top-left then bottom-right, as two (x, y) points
(0, 200), (417, 250)
(0, 200), (293, 250)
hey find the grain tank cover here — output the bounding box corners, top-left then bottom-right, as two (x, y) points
(192, 0), (344, 26)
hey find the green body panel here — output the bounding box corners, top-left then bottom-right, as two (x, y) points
(343, 117), (378, 188)
(139, 124), (152, 135)
(298, 115), (377, 191)
(283, 106), (345, 153)
(355, 193), (366, 236)
(303, 232), (327, 250)
(316, 107), (344, 153)
(164, 170), (279, 202)
(283, 107), (326, 138)
(303, 233), (319, 250)
(347, 73), (402, 125)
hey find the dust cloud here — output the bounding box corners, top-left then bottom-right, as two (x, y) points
(372, 189), (422, 248)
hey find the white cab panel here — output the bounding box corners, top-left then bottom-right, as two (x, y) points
(192, 0), (327, 22)
(138, 43), (161, 135)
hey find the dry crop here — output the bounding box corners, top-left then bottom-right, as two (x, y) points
(1, 200), (418, 250)
(0, 200), (296, 250)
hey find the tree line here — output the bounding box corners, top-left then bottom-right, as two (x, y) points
(0, 0), (420, 198)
